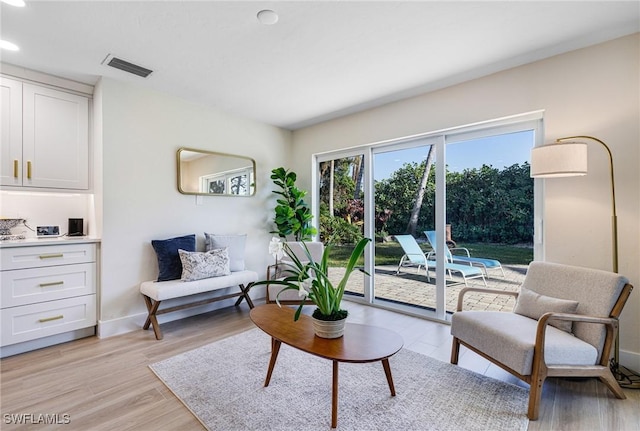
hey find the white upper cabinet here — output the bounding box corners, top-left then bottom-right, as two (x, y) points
(0, 77), (23, 187)
(1, 76), (90, 190)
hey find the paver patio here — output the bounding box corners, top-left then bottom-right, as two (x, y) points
(330, 263), (528, 313)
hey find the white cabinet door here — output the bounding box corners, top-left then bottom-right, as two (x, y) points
(22, 83), (89, 189)
(0, 77), (23, 186)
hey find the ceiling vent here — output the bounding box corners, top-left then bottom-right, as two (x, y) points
(101, 54), (152, 78)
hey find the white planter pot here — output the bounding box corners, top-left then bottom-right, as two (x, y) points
(312, 316), (347, 339)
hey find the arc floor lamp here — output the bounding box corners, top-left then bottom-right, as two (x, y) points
(530, 135), (638, 389)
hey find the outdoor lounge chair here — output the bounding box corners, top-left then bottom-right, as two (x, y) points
(424, 230), (505, 277)
(394, 234), (486, 286)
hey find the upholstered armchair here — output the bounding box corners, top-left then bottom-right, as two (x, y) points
(450, 261), (633, 420)
(265, 241), (324, 305)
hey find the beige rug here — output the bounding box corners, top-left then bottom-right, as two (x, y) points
(149, 328), (529, 431)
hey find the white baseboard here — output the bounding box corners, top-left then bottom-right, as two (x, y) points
(619, 348), (640, 373)
(97, 312), (147, 338)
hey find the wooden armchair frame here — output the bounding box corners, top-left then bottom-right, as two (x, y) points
(451, 284), (633, 420)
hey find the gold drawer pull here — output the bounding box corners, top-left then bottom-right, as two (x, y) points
(27, 161), (32, 179)
(13, 160), (18, 178)
(39, 254), (64, 259)
(39, 315), (64, 323)
(39, 281), (64, 287)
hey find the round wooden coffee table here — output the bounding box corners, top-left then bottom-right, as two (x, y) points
(250, 304), (404, 428)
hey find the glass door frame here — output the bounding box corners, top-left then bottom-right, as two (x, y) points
(312, 111), (545, 323)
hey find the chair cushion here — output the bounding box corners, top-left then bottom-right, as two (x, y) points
(514, 286), (579, 333)
(268, 284), (307, 302)
(426, 261), (484, 276)
(282, 241), (325, 264)
(522, 262), (628, 357)
(451, 311), (598, 376)
(451, 255), (501, 268)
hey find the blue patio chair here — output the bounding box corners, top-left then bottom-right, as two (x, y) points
(424, 230), (505, 278)
(394, 234), (486, 286)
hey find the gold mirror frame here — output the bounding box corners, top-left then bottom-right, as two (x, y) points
(177, 147), (256, 196)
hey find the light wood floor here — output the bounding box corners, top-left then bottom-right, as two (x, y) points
(1, 300), (638, 430)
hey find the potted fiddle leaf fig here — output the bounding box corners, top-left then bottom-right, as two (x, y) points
(270, 167), (317, 241)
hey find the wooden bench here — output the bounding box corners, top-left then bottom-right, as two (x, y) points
(140, 270), (258, 339)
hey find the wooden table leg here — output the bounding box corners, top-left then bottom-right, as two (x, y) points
(264, 338), (281, 387)
(332, 360), (339, 428)
(381, 358), (396, 396)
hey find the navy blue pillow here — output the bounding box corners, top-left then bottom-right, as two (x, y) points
(151, 234), (196, 281)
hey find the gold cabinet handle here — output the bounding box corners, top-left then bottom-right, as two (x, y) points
(13, 160), (18, 178)
(39, 315), (64, 323)
(39, 281), (64, 288)
(39, 254), (64, 259)
(27, 161), (32, 179)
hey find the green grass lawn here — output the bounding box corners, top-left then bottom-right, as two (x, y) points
(327, 241), (533, 267)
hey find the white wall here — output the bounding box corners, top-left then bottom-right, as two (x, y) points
(291, 34), (640, 369)
(96, 78), (290, 336)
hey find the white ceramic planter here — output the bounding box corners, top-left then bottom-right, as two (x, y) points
(312, 316), (347, 339)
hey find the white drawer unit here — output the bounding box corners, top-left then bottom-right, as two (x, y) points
(1, 295), (96, 346)
(1, 262), (95, 308)
(1, 243), (95, 270)
(0, 241), (98, 355)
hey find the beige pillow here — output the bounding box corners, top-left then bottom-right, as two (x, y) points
(514, 287), (579, 333)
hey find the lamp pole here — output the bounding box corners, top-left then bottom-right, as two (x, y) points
(554, 135), (626, 382)
(555, 136), (617, 273)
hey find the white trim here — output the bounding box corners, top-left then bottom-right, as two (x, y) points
(1, 62), (94, 96)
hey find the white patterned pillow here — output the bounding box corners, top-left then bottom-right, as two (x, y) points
(178, 248), (231, 282)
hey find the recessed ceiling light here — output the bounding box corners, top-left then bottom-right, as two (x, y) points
(1, 0), (26, 7)
(0, 40), (19, 51)
(257, 9), (278, 25)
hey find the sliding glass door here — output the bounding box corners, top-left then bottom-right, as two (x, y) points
(313, 113), (542, 322)
(372, 140), (441, 314)
(316, 152), (369, 300)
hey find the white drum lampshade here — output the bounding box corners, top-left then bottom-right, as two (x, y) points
(530, 142), (588, 178)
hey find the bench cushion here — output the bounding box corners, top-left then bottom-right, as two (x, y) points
(140, 270), (258, 301)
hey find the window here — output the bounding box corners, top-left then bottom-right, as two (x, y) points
(201, 167), (254, 195)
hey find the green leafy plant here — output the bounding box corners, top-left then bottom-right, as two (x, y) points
(254, 237), (371, 321)
(270, 167), (317, 241)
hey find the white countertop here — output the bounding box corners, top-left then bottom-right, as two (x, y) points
(0, 236), (101, 248)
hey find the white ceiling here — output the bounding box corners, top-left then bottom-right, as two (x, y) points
(1, 1), (638, 130)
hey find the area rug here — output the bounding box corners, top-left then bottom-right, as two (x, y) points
(149, 328), (529, 431)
